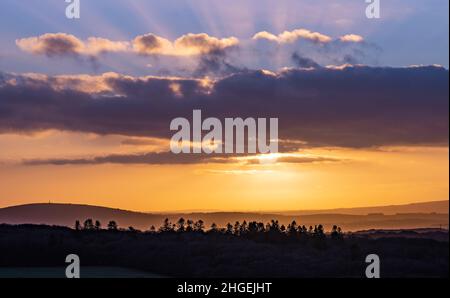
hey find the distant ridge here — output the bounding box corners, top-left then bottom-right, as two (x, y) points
(159, 200), (450, 216)
(0, 203), (160, 230)
(271, 200), (449, 216)
(0, 200), (448, 231)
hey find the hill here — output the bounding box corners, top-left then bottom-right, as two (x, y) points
(0, 201), (448, 231)
(0, 224), (448, 278)
(274, 200), (449, 216)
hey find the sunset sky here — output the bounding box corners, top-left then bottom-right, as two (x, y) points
(0, 0), (448, 212)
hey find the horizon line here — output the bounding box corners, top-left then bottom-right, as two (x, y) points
(1, 199), (448, 214)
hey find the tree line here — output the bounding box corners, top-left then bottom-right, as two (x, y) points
(74, 218), (344, 240)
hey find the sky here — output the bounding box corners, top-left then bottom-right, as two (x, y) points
(0, 0), (448, 212)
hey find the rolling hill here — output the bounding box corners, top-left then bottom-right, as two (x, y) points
(272, 200), (449, 216)
(0, 201), (448, 231)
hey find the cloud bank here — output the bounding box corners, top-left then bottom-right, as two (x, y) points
(15, 29), (377, 76)
(17, 32), (239, 58)
(252, 29), (333, 44)
(16, 33), (129, 57)
(0, 65), (448, 150)
(23, 151), (340, 166)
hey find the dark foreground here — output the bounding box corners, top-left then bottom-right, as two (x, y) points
(0, 224), (448, 278)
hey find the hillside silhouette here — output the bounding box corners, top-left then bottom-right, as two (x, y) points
(0, 201), (448, 231)
(0, 218), (448, 278)
(272, 200), (449, 216)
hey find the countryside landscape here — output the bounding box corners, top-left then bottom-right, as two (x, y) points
(0, 0), (448, 280)
(0, 200), (448, 277)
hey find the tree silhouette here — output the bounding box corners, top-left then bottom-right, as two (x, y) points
(257, 222), (265, 232)
(210, 222), (218, 232)
(300, 225), (308, 235)
(316, 225), (325, 237)
(186, 219), (194, 232)
(240, 220), (248, 235)
(4, 223), (446, 278)
(107, 220), (118, 231)
(83, 219), (94, 230)
(331, 225), (343, 240)
(74, 220), (81, 231)
(248, 221), (258, 234)
(95, 220), (101, 230)
(269, 220), (280, 232)
(233, 221), (241, 235)
(160, 218), (172, 232)
(74, 217), (346, 247)
(177, 218), (186, 232)
(194, 220), (205, 232)
(225, 223), (233, 234)
(287, 220), (297, 236)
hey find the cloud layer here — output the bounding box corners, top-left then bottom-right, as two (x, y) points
(16, 32), (239, 58)
(132, 33), (239, 56)
(15, 29), (376, 76)
(16, 33), (129, 57)
(0, 65), (448, 150)
(253, 29), (333, 44)
(23, 151), (340, 166)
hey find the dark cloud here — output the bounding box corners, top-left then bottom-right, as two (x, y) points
(15, 31), (385, 77)
(132, 33), (165, 55)
(15, 34), (127, 71)
(244, 155), (340, 165)
(194, 48), (243, 77)
(120, 138), (161, 146)
(324, 40), (382, 66)
(291, 53), (322, 68)
(23, 151), (232, 166)
(23, 151), (340, 166)
(0, 65), (448, 148)
(16, 33), (83, 58)
(341, 54), (359, 65)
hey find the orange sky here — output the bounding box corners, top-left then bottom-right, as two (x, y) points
(0, 2), (448, 212)
(0, 131), (448, 212)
